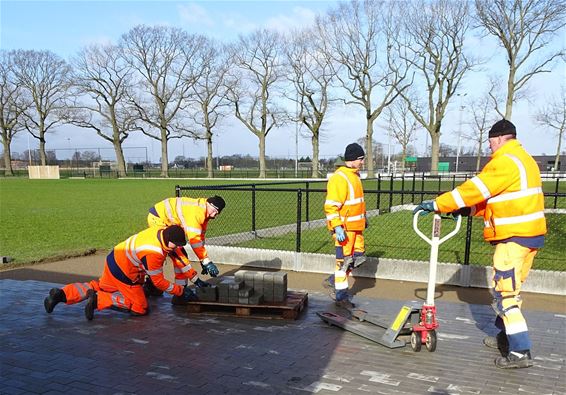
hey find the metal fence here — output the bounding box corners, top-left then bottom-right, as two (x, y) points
(177, 177), (566, 271)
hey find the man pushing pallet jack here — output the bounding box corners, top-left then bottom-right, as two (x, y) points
(318, 211), (462, 352)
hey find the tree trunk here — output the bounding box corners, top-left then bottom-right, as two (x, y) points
(505, 69), (515, 120)
(401, 147), (406, 173)
(160, 128), (168, 178)
(207, 131), (214, 178)
(430, 132), (440, 176)
(2, 134), (13, 176)
(554, 130), (562, 172)
(39, 133), (47, 166)
(113, 141), (127, 178)
(258, 134), (266, 178)
(366, 118), (374, 176)
(311, 129), (320, 178)
(476, 139), (483, 172)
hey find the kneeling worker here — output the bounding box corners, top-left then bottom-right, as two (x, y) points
(44, 225), (202, 320)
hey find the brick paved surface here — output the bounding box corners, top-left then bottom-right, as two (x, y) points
(1, 279), (565, 395)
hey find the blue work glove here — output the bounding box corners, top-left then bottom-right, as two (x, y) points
(194, 278), (210, 288)
(413, 200), (436, 216)
(181, 286), (198, 302)
(201, 261), (219, 277)
(334, 225), (346, 242)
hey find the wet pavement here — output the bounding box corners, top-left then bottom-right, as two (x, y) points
(1, 279), (565, 394)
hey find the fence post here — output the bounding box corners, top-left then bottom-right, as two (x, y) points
(377, 174), (381, 210)
(421, 173), (425, 199)
(389, 174), (394, 211)
(175, 185), (181, 197)
(305, 181), (310, 222)
(464, 216), (473, 266)
(452, 175), (456, 189)
(412, 173), (416, 203)
(554, 178), (559, 209)
(401, 174), (405, 205)
(296, 189), (302, 252)
(251, 184), (256, 235)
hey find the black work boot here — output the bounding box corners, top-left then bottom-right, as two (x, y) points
(44, 288), (66, 313)
(143, 277), (164, 297)
(495, 351), (533, 369)
(483, 331), (509, 354)
(84, 289), (98, 321)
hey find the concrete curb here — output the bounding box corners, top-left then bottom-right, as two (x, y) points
(200, 245), (566, 296)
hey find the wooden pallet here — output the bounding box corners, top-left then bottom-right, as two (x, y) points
(184, 291), (308, 320)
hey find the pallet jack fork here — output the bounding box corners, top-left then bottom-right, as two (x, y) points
(318, 211), (461, 352)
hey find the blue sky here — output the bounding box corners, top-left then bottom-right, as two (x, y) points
(1, 0), (565, 164)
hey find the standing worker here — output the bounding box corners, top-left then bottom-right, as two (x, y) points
(414, 119), (546, 369)
(44, 225), (202, 320)
(323, 143), (368, 309)
(146, 195), (225, 295)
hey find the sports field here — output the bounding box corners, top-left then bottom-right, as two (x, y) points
(1, 178), (564, 270)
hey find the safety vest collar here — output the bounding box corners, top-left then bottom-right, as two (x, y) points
(491, 139), (522, 159)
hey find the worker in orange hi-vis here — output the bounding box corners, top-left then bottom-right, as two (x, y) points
(145, 196), (225, 298)
(44, 225), (202, 321)
(323, 143), (368, 310)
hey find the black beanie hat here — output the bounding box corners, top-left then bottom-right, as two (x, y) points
(344, 143), (365, 161)
(162, 225), (186, 246)
(207, 195), (226, 212)
(489, 119), (516, 138)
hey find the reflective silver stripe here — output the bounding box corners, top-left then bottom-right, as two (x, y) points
(111, 293), (126, 308)
(471, 176), (491, 199)
(136, 245), (164, 255)
(504, 308), (528, 335)
(487, 187), (543, 204)
(176, 198), (189, 231)
(179, 200), (206, 209)
(336, 171), (356, 202)
(184, 226), (202, 234)
(492, 211), (545, 226)
(344, 197), (364, 206)
(164, 199), (176, 223)
(146, 269), (162, 276)
(176, 265), (194, 274)
(504, 154), (527, 190)
(451, 189), (466, 209)
(175, 279), (187, 285)
(342, 213), (365, 222)
(125, 235), (141, 268)
(191, 241), (204, 248)
(325, 199), (343, 207)
(72, 283), (87, 298)
(165, 284), (174, 292)
(484, 220), (491, 227)
(334, 270), (348, 290)
(326, 213), (339, 220)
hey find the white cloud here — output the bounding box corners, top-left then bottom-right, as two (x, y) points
(178, 3), (215, 27)
(263, 6), (318, 34)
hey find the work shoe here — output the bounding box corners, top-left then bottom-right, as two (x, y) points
(353, 254), (367, 268)
(143, 277), (164, 297)
(84, 289), (98, 321)
(483, 331), (509, 354)
(495, 351), (533, 369)
(44, 288), (66, 313)
(322, 275), (336, 301)
(335, 299), (356, 310)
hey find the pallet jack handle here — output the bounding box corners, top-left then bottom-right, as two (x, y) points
(413, 211), (462, 306)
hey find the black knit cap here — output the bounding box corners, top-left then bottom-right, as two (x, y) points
(162, 225), (186, 246)
(344, 143), (365, 161)
(489, 119), (516, 138)
(207, 195), (226, 213)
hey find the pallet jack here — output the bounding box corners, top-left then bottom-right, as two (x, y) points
(318, 211), (461, 352)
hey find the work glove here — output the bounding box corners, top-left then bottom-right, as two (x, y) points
(334, 225), (346, 242)
(201, 261), (219, 277)
(181, 286), (198, 302)
(413, 200), (436, 216)
(194, 278), (211, 288)
(365, 216), (369, 229)
(450, 207), (471, 217)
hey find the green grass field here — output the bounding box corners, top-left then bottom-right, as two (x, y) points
(1, 177), (564, 271)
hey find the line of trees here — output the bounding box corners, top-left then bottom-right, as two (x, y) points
(1, 0), (565, 177)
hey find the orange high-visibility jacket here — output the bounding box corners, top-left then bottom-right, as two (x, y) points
(151, 197), (210, 261)
(435, 139), (546, 242)
(324, 166), (366, 231)
(109, 227), (193, 296)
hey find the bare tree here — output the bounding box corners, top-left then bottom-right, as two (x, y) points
(383, 100), (420, 172)
(397, 0), (475, 175)
(121, 25), (206, 177)
(188, 39), (232, 178)
(318, 0), (411, 175)
(285, 27), (337, 178)
(467, 94), (498, 171)
(475, 0), (566, 119)
(11, 50), (72, 165)
(227, 29), (287, 178)
(69, 43), (137, 177)
(0, 51), (28, 175)
(534, 85), (566, 171)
